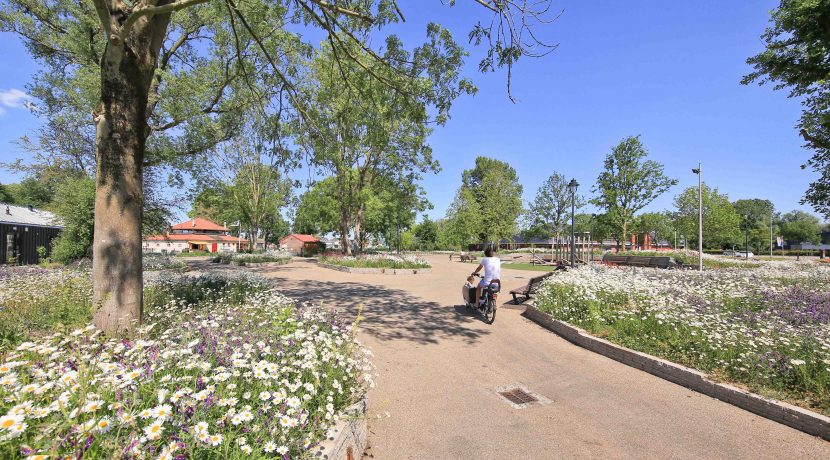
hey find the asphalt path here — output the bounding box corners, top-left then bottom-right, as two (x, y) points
(191, 255), (830, 459)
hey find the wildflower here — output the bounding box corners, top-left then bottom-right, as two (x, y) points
(791, 359), (807, 366)
(263, 441), (277, 453)
(208, 434), (223, 446)
(0, 414), (24, 430)
(144, 420), (165, 440)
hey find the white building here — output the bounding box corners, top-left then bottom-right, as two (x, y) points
(143, 218), (244, 254)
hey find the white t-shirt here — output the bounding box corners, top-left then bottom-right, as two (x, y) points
(480, 256), (501, 284)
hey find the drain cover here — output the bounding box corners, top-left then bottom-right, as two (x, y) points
(499, 388), (537, 405)
(495, 384), (551, 409)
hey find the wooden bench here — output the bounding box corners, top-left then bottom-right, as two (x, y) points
(509, 272), (553, 304)
(601, 254), (682, 269)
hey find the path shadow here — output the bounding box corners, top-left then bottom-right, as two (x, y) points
(269, 277), (490, 346)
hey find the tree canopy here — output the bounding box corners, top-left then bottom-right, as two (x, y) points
(673, 184), (741, 249)
(591, 136), (677, 246)
(743, 0), (830, 219)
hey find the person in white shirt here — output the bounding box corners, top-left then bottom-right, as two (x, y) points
(471, 247), (501, 306)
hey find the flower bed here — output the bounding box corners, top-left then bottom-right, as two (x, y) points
(0, 267), (93, 351)
(0, 272), (373, 458)
(319, 254), (430, 270)
(213, 251), (293, 266)
(535, 261), (830, 415)
(143, 254), (188, 271)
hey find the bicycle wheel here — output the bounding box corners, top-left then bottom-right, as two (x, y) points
(484, 298), (496, 324)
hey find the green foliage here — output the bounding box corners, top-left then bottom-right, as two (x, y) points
(413, 216), (439, 250)
(673, 183), (741, 249)
(446, 156), (523, 247)
(0, 182), (14, 203)
(4, 177), (55, 208)
(49, 176), (96, 263)
(734, 198), (777, 253)
(634, 211), (675, 244)
(591, 136), (677, 244)
(526, 171), (585, 238)
(779, 209), (822, 244)
(743, 0), (830, 220)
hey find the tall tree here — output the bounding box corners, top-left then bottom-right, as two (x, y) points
(743, 1), (830, 220)
(635, 211), (675, 246)
(673, 184), (741, 249)
(527, 171), (585, 238)
(414, 216), (438, 250)
(591, 136), (677, 248)
(779, 209), (822, 244)
(450, 156), (524, 246)
(2, 0), (556, 332)
(734, 198), (777, 253)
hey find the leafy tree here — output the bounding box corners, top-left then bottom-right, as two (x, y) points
(5, 177), (56, 208)
(734, 198), (776, 253)
(591, 136), (678, 247)
(0, 182), (14, 203)
(49, 177), (96, 263)
(779, 209), (822, 244)
(743, 1), (830, 220)
(443, 187), (481, 250)
(414, 216), (439, 250)
(635, 211), (675, 246)
(527, 171), (585, 238)
(673, 184), (741, 249)
(293, 178), (341, 236)
(451, 156), (524, 246)
(2, 0), (556, 332)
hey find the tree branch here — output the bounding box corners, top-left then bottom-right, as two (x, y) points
(119, 0), (209, 41)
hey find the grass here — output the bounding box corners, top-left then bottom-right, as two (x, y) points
(615, 250), (763, 269)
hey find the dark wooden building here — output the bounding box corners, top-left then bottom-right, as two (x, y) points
(1, 203), (63, 265)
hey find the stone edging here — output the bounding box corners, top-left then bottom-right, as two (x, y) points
(313, 397), (368, 459)
(523, 303), (830, 441)
(317, 261), (432, 275)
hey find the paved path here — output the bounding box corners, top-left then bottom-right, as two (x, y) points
(198, 256), (830, 459)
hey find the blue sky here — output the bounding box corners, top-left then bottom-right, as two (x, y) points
(0, 1), (821, 222)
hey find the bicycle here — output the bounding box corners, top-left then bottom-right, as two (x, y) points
(465, 273), (499, 324)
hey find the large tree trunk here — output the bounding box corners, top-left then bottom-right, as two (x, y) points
(339, 209), (352, 256)
(91, 11), (170, 335)
(354, 203), (365, 256)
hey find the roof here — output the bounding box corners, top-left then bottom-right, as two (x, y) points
(170, 218), (229, 232)
(280, 233), (319, 244)
(0, 203), (63, 228)
(144, 234), (242, 243)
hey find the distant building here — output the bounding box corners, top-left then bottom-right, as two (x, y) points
(1, 203), (63, 265)
(143, 218), (244, 253)
(280, 234), (322, 256)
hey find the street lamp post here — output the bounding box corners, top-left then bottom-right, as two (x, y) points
(568, 179), (579, 266)
(770, 212), (774, 257)
(744, 215), (750, 259)
(692, 164), (703, 271)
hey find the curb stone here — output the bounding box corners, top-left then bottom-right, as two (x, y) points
(523, 303), (830, 441)
(314, 397), (368, 459)
(317, 261), (432, 275)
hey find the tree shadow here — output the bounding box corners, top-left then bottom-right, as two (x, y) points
(268, 277), (491, 345)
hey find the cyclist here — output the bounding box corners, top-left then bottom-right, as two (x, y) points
(471, 246), (501, 307)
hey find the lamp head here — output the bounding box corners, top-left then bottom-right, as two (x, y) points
(692, 168), (700, 174)
(567, 178), (579, 193)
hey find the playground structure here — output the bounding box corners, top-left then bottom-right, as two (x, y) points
(528, 235), (593, 266)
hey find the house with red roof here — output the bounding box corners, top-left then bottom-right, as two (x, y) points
(143, 217), (244, 254)
(279, 234), (322, 256)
